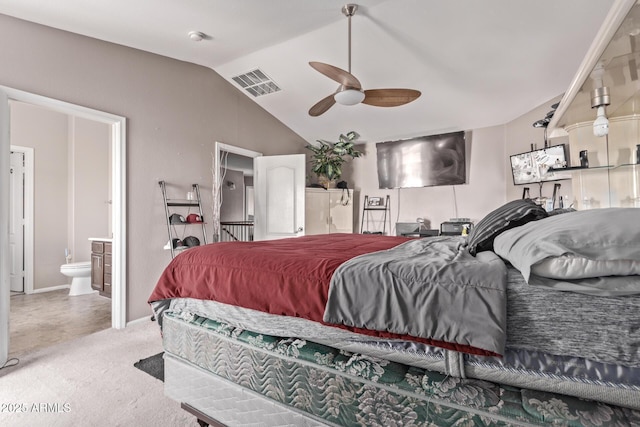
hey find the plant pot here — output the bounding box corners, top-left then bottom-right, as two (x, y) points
(318, 175), (337, 189)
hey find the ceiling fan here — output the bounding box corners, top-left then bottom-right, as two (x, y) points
(308, 4), (421, 117)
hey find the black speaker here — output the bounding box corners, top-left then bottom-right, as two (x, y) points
(579, 150), (589, 168)
(636, 144), (640, 164)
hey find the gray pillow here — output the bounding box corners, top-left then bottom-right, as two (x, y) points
(494, 208), (640, 283)
(467, 199), (548, 256)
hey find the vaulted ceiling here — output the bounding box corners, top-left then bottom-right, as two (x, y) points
(0, 0), (615, 143)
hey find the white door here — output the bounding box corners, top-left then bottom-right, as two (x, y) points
(254, 154), (305, 241)
(9, 151), (24, 292)
(1, 89), (10, 366)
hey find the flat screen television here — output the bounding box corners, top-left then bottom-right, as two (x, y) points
(376, 131), (466, 189)
(510, 144), (572, 185)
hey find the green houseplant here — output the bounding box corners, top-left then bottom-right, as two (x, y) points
(307, 131), (362, 188)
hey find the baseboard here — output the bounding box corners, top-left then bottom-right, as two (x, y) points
(30, 284), (70, 294)
(126, 315), (155, 327)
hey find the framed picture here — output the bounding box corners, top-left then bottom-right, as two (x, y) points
(368, 196), (382, 206)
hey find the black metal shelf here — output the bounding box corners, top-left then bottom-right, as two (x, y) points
(361, 195), (391, 234)
(167, 201), (200, 207)
(159, 180), (207, 258)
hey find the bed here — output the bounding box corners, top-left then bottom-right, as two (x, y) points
(149, 201), (640, 426)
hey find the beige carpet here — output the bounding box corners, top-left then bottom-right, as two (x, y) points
(0, 319), (194, 426)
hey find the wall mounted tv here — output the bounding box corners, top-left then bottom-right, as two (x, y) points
(510, 144), (572, 185)
(376, 131), (466, 189)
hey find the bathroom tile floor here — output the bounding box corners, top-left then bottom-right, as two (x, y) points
(8, 289), (111, 359)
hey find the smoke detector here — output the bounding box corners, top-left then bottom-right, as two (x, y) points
(188, 31), (206, 42)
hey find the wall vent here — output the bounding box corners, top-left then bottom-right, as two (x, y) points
(232, 69), (281, 97)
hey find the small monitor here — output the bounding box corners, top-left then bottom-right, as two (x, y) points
(510, 144), (571, 185)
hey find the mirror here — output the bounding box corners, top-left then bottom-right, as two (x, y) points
(547, 0), (640, 209)
(550, 0), (640, 131)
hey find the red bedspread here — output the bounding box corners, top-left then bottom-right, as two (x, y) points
(149, 233), (497, 356)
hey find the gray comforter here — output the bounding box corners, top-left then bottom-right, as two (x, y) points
(323, 236), (507, 355)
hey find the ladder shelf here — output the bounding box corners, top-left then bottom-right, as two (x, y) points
(360, 195), (391, 235)
(159, 180), (208, 258)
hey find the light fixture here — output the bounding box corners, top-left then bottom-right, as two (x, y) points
(334, 88), (365, 105)
(188, 31), (206, 42)
(593, 106), (609, 137)
(531, 103), (559, 147)
(591, 86), (610, 137)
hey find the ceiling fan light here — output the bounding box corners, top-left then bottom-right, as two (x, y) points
(334, 89), (365, 105)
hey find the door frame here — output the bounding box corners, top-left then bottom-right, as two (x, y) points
(1, 85), (127, 330)
(213, 142), (262, 241)
(9, 146), (33, 294)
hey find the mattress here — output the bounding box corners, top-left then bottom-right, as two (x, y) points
(158, 263), (640, 409)
(162, 311), (640, 426)
(503, 267), (640, 367)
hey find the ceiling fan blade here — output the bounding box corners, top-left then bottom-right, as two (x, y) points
(362, 89), (421, 107)
(309, 62), (361, 89)
(309, 93), (337, 117)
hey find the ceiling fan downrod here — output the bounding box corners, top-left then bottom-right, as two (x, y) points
(342, 4), (358, 74)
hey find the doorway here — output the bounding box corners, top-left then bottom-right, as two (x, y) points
(213, 142), (262, 242)
(0, 86), (127, 366)
(213, 142), (306, 242)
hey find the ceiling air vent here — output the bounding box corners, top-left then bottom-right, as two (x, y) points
(232, 69), (281, 97)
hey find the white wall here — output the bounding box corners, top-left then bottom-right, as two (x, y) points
(349, 126), (506, 234)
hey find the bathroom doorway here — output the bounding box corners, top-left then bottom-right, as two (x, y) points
(0, 86), (127, 365)
(10, 101), (112, 295)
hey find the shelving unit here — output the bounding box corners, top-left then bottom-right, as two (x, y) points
(360, 195), (391, 235)
(159, 181), (207, 258)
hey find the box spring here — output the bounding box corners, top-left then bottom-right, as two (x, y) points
(162, 312), (640, 426)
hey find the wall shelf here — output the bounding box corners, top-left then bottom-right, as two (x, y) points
(549, 165), (613, 172)
(550, 163), (639, 173)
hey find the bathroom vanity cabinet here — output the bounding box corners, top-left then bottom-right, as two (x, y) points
(91, 240), (112, 298)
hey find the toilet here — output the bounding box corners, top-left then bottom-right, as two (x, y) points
(60, 262), (94, 296)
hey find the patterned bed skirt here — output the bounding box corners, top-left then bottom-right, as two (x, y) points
(162, 312), (640, 426)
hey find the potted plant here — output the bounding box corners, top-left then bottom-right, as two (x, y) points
(307, 131), (362, 189)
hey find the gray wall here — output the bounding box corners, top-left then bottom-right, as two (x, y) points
(0, 13), (306, 320)
(220, 169), (245, 222)
(71, 116), (110, 262)
(10, 102), (111, 291)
